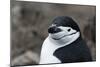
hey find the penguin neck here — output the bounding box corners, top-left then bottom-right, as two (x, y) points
(49, 32), (81, 47)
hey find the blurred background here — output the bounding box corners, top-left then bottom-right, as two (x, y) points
(11, 0), (96, 66)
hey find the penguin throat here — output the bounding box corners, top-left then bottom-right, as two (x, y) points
(49, 32), (80, 46)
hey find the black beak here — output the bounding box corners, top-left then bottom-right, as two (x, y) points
(48, 26), (62, 34)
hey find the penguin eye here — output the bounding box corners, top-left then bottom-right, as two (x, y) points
(67, 29), (71, 32)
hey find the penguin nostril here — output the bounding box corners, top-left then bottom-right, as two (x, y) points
(68, 29), (71, 32)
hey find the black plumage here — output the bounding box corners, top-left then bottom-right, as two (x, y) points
(53, 36), (92, 63)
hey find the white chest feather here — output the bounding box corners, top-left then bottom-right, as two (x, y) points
(39, 37), (61, 64)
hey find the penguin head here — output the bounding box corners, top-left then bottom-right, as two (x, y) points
(48, 16), (81, 44)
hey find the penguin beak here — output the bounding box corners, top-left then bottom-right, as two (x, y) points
(48, 26), (62, 34)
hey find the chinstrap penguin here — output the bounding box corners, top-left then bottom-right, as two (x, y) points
(39, 16), (92, 64)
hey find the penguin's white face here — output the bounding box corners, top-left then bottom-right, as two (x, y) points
(48, 24), (80, 43)
(50, 26), (77, 40)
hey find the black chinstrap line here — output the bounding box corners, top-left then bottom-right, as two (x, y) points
(52, 32), (77, 40)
